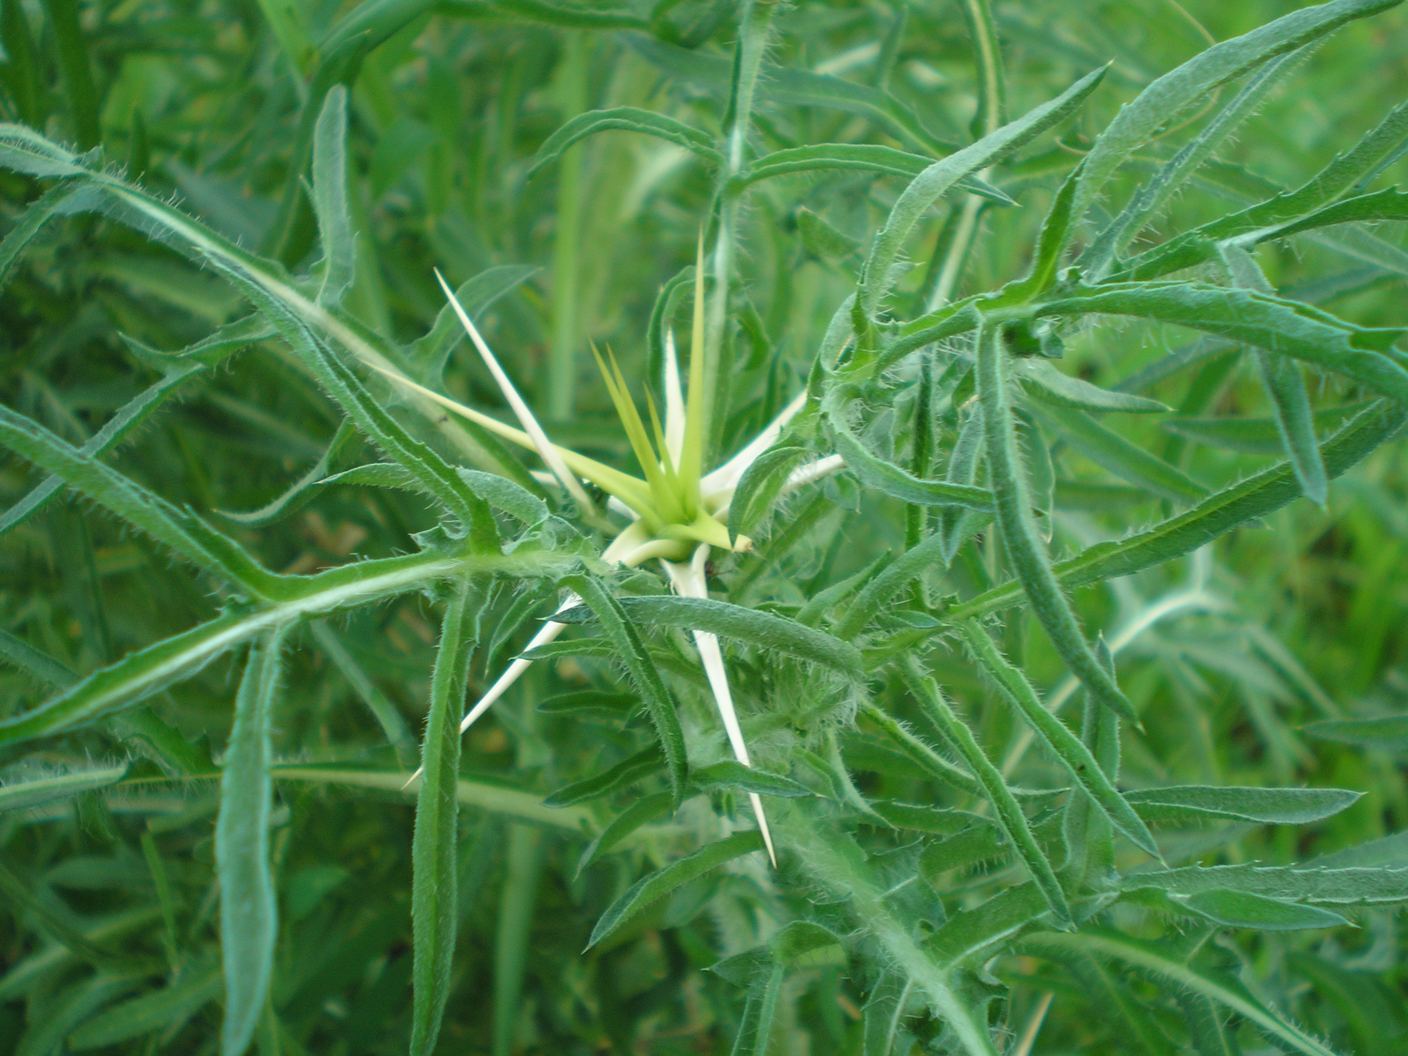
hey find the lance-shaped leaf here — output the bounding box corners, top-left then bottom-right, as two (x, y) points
(0, 547), (557, 747)
(949, 399), (1406, 620)
(1127, 785), (1362, 825)
(1034, 283), (1408, 406)
(0, 402), (290, 601)
(410, 582), (481, 1056)
(560, 593), (863, 676)
(827, 400), (994, 510)
(1023, 928), (1345, 1056)
(738, 143), (1012, 205)
(527, 106), (722, 180)
(311, 85), (355, 304)
(1078, 46), (1313, 279)
(566, 574), (688, 806)
(859, 65), (1105, 319)
(1221, 244), (1329, 504)
(1068, 0), (1401, 232)
(974, 318), (1136, 722)
(216, 632), (285, 1056)
(1175, 890), (1351, 932)
(961, 619), (1158, 857)
(1115, 97), (1408, 282)
(901, 663), (1072, 927)
(588, 831), (764, 949)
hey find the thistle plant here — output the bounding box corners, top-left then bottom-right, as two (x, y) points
(2, 1), (1408, 1055)
(382, 248), (844, 862)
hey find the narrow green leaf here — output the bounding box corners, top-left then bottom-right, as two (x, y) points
(0, 628), (77, 687)
(1069, 0), (1400, 231)
(738, 144), (1012, 204)
(576, 792), (674, 875)
(410, 582), (482, 1056)
(1176, 890), (1352, 932)
(527, 106), (722, 180)
(1122, 864), (1408, 906)
(974, 319), (1135, 721)
(930, 883), (1053, 967)
(1018, 358), (1169, 414)
(730, 963), (784, 1056)
(1163, 403), (1367, 454)
(1, 364), (206, 538)
(587, 831), (763, 949)
(626, 35), (959, 157)
(0, 402), (290, 600)
(859, 65), (1105, 319)
(0, 762), (127, 814)
(45, 0), (101, 148)
(951, 398), (1406, 621)
(216, 634), (286, 1056)
(691, 761), (811, 799)
(311, 85), (356, 305)
(544, 746), (662, 807)
(1117, 98), (1408, 282)
(728, 445), (810, 543)
(562, 594), (863, 676)
(837, 531), (948, 639)
(566, 575), (688, 805)
(68, 966), (223, 1050)
(0, 122), (85, 177)
(1030, 402), (1205, 503)
(1079, 47), (1312, 278)
(902, 665), (1072, 926)
(1036, 283), (1408, 405)
(0, 182), (100, 297)
(1127, 785), (1362, 824)
(0, 548), (552, 747)
(828, 402), (994, 511)
(961, 620), (1158, 856)
(1221, 243), (1329, 504)
(1025, 929), (1344, 1056)
(1302, 715), (1408, 750)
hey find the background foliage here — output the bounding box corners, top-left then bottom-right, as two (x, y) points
(1, 0), (1406, 1053)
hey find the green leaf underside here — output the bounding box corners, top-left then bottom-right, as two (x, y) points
(216, 635), (284, 1056)
(588, 831), (764, 948)
(975, 320), (1136, 721)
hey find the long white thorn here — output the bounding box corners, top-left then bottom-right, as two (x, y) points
(663, 546), (777, 867)
(434, 269), (597, 515)
(662, 328), (686, 466)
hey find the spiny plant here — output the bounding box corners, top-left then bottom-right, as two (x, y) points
(1, 1), (1407, 1054)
